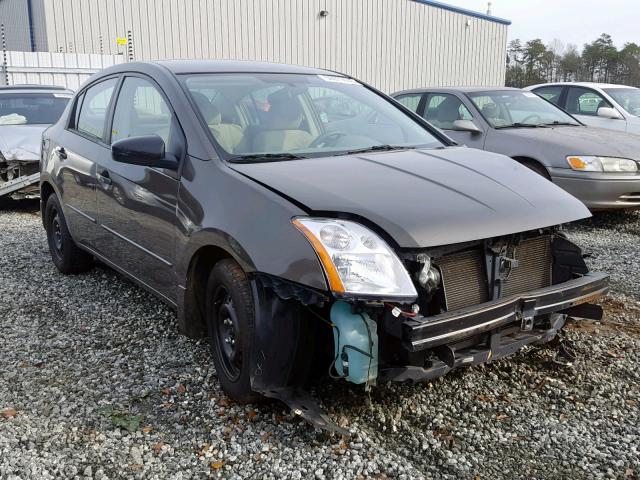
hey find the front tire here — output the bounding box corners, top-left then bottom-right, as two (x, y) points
(205, 259), (260, 403)
(44, 194), (94, 274)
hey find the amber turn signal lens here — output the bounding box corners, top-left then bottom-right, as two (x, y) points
(292, 218), (346, 293)
(567, 156), (587, 170)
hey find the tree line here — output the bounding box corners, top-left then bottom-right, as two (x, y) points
(505, 34), (640, 88)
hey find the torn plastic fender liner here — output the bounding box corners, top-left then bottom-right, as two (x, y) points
(248, 274), (349, 435)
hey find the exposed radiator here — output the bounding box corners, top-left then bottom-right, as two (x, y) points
(437, 248), (489, 311)
(436, 236), (553, 312)
(501, 236), (552, 297)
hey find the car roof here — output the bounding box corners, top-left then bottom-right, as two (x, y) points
(106, 59), (345, 77)
(0, 84), (73, 94)
(392, 86), (521, 96)
(529, 82), (637, 90)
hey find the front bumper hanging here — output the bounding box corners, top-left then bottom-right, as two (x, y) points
(403, 272), (609, 351)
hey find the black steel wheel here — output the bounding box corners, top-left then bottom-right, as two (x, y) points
(212, 286), (242, 381)
(205, 258), (260, 403)
(44, 194), (94, 274)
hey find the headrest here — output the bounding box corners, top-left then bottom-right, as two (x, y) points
(481, 103), (500, 118)
(266, 91), (304, 130)
(191, 91), (221, 125)
(436, 98), (461, 122)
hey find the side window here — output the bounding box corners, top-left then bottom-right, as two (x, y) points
(424, 94), (473, 129)
(111, 77), (173, 145)
(394, 93), (423, 113)
(75, 78), (117, 140)
(533, 86), (563, 106)
(566, 87), (612, 116)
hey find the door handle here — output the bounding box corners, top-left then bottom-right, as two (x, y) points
(97, 170), (112, 186)
(54, 146), (67, 159)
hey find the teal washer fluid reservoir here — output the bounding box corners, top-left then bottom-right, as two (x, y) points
(330, 301), (379, 386)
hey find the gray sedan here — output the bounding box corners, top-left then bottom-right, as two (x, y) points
(392, 87), (640, 209)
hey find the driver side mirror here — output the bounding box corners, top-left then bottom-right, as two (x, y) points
(452, 119), (482, 134)
(112, 135), (179, 169)
(597, 107), (623, 120)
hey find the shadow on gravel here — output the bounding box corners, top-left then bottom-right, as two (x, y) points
(0, 197), (40, 213)
(576, 209), (640, 229)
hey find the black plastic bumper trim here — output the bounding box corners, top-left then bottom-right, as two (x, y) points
(403, 272), (609, 351)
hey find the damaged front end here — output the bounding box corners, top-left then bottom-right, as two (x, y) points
(248, 223), (608, 434)
(0, 148), (40, 199)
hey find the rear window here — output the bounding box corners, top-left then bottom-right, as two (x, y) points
(0, 93), (71, 125)
(74, 78), (118, 140)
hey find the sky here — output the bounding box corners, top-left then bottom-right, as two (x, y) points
(442, 0), (639, 50)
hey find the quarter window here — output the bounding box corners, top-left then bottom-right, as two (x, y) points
(111, 77), (173, 144)
(566, 87), (612, 116)
(424, 94), (473, 129)
(75, 78), (117, 140)
(395, 93), (423, 113)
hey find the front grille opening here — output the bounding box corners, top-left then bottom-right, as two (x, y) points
(436, 236), (553, 312)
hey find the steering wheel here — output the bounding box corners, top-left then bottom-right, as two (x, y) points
(520, 113), (542, 124)
(309, 130), (351, 148)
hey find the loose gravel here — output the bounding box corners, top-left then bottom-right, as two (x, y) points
(1, 200), (638, 480)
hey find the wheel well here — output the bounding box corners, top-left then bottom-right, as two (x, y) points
(182, 245), (234, 339)
(512, 156), (551, 180)
(40, 181), (55, 226)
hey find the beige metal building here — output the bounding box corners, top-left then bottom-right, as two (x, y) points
(1, 0), (510, 92)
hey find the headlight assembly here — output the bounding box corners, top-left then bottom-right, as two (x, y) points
(567, 156), (638, 173)
(292, 217), (418, 301)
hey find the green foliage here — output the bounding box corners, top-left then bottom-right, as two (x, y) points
(505, 34), (640, 87)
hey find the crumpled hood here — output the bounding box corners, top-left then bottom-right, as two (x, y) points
(0, 124), (48, 161)
(230, 147), (590, 248)
(498, 125), (640, 160)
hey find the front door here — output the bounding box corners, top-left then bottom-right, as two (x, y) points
(421, 93), (486, 149)
(564, 86), (627, 132)
(95, 75), (183, 302)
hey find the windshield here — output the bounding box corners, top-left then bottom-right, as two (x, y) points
(604, 88), (640, 116)
(0, 93), (71, 125)
(181, 73), (442, 160)
(468, 90), (580, 128)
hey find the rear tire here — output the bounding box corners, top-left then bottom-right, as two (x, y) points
(44, 194), (94, 274)
(205, 258), (261, 403)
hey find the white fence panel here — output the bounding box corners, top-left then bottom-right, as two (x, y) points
(1, 51), (125, 90)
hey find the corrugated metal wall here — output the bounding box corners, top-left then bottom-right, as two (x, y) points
(2, 51), (124, 89)
(0, 0), (31, 51)
(34, 0), (507, 91)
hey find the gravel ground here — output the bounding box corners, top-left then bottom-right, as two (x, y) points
(1, 200), (638, 480)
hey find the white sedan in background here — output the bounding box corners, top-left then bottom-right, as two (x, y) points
(527, 82), (640, 135)
(0, 85), (73, 199)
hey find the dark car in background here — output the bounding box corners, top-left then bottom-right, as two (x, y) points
(393, 87), (640, 209)
(0, 85), (73, 199)
(40, 61), (608, 433)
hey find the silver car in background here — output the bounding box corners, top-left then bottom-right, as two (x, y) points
(526, 82), (640, 135)
(392, 87), (640, 210)
(0, 85), (73, 199)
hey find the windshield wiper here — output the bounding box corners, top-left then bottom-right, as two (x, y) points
(336, 144), (416, 156)
(227, 153), (306, 163)
(541, 121), (580, 127)
(495, 123), (547, 129)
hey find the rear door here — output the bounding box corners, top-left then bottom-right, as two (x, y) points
(564, 86), (626, 131)
(95, 74), (183, 302)
(56, 77), (118, 248)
